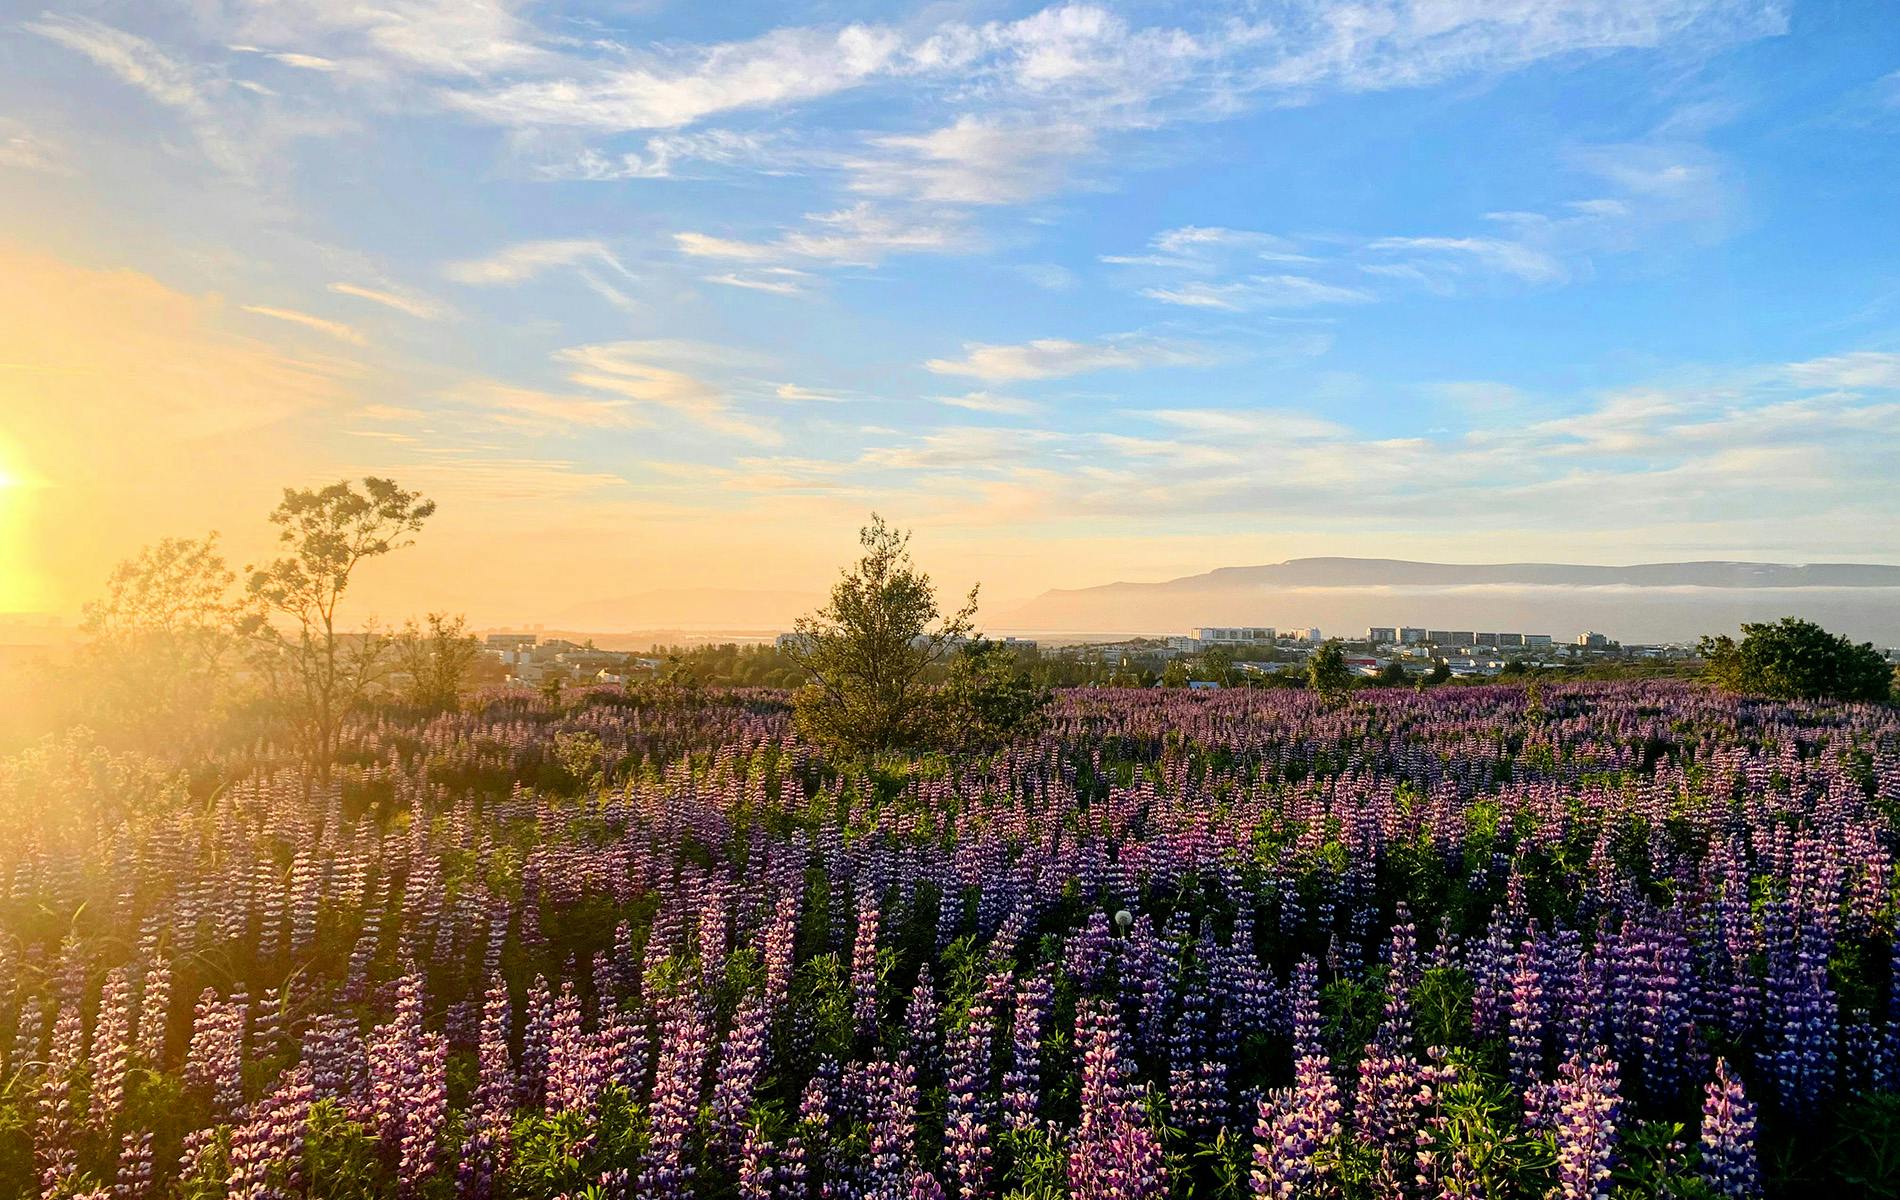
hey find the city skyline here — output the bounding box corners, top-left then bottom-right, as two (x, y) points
(3, 1), (1899, 625)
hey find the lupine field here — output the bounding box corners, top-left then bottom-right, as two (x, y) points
(5, 681), (1900, 1199)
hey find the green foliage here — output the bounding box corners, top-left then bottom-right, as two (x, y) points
(503, 1088), (643, 1200)
(552, 730), (606, 793)
(1611, 1120), (1711, 1200)
(303, 1100), (395, 1200)
(787, 514), (978, 761)
(0, 1098), (35, 1200)
(1698, 616), (1893, 703)
(1307, 639), (1353, 700)
(1770, 1091), (1900, 1197)
(70, 533), (241, 750)
(1417, 1054), (1557, 1197)
(937, 638), (1052, 753)
(998, 1123), (1072, 1200)
(395, 612), (482, 712)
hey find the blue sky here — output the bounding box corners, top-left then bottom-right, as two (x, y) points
(1, 0), (1898, 622)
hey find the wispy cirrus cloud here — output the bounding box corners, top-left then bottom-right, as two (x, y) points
(239, 304), (366, 345)
(30, 15), (213, 114)
(329, 282), (443, 319)
(925, 334), (1217, 382)
(1144, 275), (1374, 311)
(443, 239), (628, 285)
(677, 204), (971, 267)
(0, 127), (70, 175)
(556, 341), (778, 443)
(1783, 351), (1900, 390)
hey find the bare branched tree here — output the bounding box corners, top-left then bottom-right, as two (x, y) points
(245, 477), (435, 785)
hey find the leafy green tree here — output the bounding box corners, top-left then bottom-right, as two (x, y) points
(1308, 638), (1353, 700)
(787, 514), (977, 760)
(74, 533), (240, 748)
(245, 477), (436, 785)
(394, 612), (481, 711)
(1161, 659), (1190, 688)
(938, 638), (1051, 752)
(1698, 617), (1892, 702)
(1424, 659), (1453, 686)
(1199, 645), (1235, 685)
(1372, 660), (1409, 688)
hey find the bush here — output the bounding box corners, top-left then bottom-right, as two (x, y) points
(1698, 617), (1892, 703)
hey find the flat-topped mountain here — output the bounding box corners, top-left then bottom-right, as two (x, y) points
(997, 558), (1900, 642)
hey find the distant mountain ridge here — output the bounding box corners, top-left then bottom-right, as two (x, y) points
(1141, 558), (1900, 590)
(997, 558), (1900, 643)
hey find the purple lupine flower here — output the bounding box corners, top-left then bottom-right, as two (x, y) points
(640, 993), (714, 1200)
(113, 1130), (153, 1200)
(943, 969), (1009, 1200)
(778, 1071), (829, 1200)
(367, 971), (446, 1197)
(905, 965), (942, 1085)
(1352, 1042), (1423, 1185)
(1549, 1049), (1621, 1200)
(460, 975), (515, 1200)
(739, 1121), (774, 1200)
(852, 891), (882, 1039)
(517, 974), (552, 1111)
(711, 987), (771, 1161)
(135, 957), (170, 1067)
(1001, 968), (1052, 1132)
(1069, 997), (1167, 1200)
(402, 1031), (449, 1198)
(1697, 1058), (1759, 1199)
(1064, 911), (1113, 989)
(1250, 1050), (1342, 1199)
(860, 1055), (921, 1200)
(544, 980), (587, 1114)
(226, 1065), (314, 1200)
(1508, 938), (1547, 1099)
(183, 987), (245, 1118)
(90, 967), (132, 1130)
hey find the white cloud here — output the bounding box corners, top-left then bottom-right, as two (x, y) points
(1366, 235), (1571, 285)
(444, 239), (626, 284)
(851, 117), (1096, 205)
(226, 0), (548, 77)
(934, 391), (1041, 416)
(447, 381), (642, 430)
(530, 130), (769, 181)
(861, 426), (1057, 471)
(239, 304), (366, 345)
(30, 16), (213, 114)
(1245, 0), (1786, 95)
(707, 272), (806, 296)
(1144, 275), (1373, 311)
(774, 383), (850, 402)
(1784, 352), (1900, 390)
(447, 24), (904, 130)
(678, 204), (970, 267)
(0, 128), (70, 175)
(926, 335), (1215, 382)
(329, 282), (442, 319)
(555, 342), (777, 443)
(1142, 408), (1353, 440)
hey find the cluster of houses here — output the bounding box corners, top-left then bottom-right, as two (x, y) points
(483, 633), (658, 686)
(1067, 622), (1695, 683)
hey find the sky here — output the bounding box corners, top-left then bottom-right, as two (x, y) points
(1, 0), (1898, 628)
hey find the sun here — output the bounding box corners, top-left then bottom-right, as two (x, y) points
(0, 445), (44, 613)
